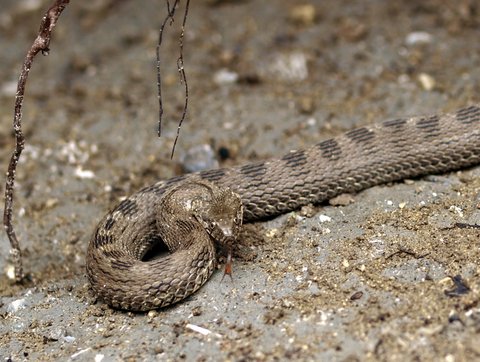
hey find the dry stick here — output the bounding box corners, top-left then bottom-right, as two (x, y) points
(156, 0), (180, 138)
(171, 0), (190, 159)
(3, 0), (70, 282)
(156, 0), (191, 158)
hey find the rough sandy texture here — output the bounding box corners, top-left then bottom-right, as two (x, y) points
(1, 0), (479, 361)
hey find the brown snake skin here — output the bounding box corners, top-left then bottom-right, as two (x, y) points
(87, 105), (480, 311)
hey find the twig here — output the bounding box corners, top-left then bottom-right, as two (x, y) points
(156, 0), (191, 158)
(3, 0), (70, 282)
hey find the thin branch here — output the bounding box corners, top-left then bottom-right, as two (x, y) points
(171, 0), (190, 159)
(3, 0), (70, 282)
(156, 0), (179, 138)
(156, 0), (191, 159)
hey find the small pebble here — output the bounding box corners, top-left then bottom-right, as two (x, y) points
(147, 310), (158, 318)
(300, 204), (316, 217)
(350, 291), (363, 300)
(6, 264), (16, 280)
(63, 336), (76, 343)
(449, 205), (463, 217)
(289, 4), (317, 26)
(182, 144), (219, 173)
(297, 96), (315, 114)
(329, 194), (355, 206)
(46, 326), (66, 341)
(191, 306), (202, 317)
(319, 214), (332, 223)
(7, 298), (26, 313)
(269, 52), (309, 82)
(339, 18), (367, 41)
(74, 167), (95, 179)
(213, 69), (238, 85)
(418, 73), (435, 91)
(405, 31), (433, 45)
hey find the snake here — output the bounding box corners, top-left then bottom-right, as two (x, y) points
(86, 104), (480, 311)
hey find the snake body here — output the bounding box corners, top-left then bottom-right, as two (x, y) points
(87, 105), (480, 311)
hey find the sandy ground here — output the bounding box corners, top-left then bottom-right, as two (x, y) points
(1, 0), (480, 361)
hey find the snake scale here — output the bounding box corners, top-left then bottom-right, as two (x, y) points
(87, 104), (480, 311)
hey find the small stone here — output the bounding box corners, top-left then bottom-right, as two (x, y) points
(268, 52), (309, 82)
(350, 291), (363, 300)
(289, 4), (317, 26)
(297, 96), (315, 114)
(154, 346), (164, 354)
(147, 310), (158, 318)
(213, 69), (238, 85)
(319, 214), (332, 223)
(405, 31), (433, 46)
(45, 326), (66, 341)
(265, 228), (278, 238)
(74, 167), (95, 179)
(449, 205), (463, 217)
(338, 18), (367, 42)
(6, 264), (16, 280)
(299, 204), (316, 217)
(191, 306), (202, 316)
(45, 198), (58, 209)
(63, 335), (76, 343)
(7, 298), (26, 313)
(329, 194), (355, 206)
(182, 144), (219, 173)
(418, 73), (436, 91)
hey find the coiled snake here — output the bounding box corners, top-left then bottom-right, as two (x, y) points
(86, 105), (480, 311)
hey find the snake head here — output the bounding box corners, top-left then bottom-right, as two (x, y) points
(192, 183), (244, 247)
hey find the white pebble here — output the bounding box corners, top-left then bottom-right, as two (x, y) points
(271, 52), (308, 81)
(405, 31), (433, 45)
(449, 205), (463, 217)
(6, 264), (16, 280)
(418, 73), (435, 91)
(318, 214), (331, 223)
(63, 336), (76, 343)
(213, 69), (238, 85)
(7, 298), (26, 313)
(74, 167), (95, 179)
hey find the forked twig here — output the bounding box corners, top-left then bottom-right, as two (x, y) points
(3, 0), (70, 282)
(156, 0), (190, 158)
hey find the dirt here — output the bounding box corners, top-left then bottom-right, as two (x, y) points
(1, 0), (479, 361)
